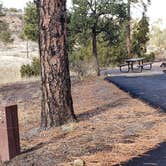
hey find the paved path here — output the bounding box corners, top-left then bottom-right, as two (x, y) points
(106, 74), (166, 112)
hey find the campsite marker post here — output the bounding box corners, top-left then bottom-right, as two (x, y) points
(0, 105), (20, 162)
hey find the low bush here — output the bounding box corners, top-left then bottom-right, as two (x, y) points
(20, 58), (40, 78)
(143, 52), (155, 62)
(8, 8), (19, 13)
(0, 31), (14, 43)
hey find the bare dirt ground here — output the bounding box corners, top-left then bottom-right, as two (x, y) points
(0, 77), (166, 166)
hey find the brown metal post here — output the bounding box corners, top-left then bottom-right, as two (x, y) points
(0, 105), (20, 162)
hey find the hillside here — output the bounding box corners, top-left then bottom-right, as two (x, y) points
(0, 10), (38, 58)
(0, 10), (39, 84)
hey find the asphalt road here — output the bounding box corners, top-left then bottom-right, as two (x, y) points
(106, 74), (166, 112)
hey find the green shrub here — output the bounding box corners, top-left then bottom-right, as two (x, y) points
(20, 58), (40, 78)
(0, 20), (13, 44)
(0, 20), (8, 31)
(31, 57), (41, 76)
(0, 31), (14, 43)
(20, 64), (33, 77)
(9, 8), (19, 12)
(144, 52), (155, 62)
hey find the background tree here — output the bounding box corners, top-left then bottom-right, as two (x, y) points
(131, 14), (150, 56)
(22, 2), (74, 58)
(38, 0), (76, 129)
(21, 1), (39, 58)
(126, 0), (150, 58)
(22, 1), (39, 42)
(126, 0), (131, 58)
(0, 3), (13, 44)
(70, 0), (127, 76)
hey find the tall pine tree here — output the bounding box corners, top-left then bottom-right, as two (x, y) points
(38, 0), (76, 129)
(126, 0), (150, 58)
(131, 14), (150, 56)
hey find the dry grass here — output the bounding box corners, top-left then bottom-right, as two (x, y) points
(0, 77), (165, 166)
(0, 56), (33, 85)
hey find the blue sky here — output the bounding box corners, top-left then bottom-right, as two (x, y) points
(1, 0), (166, 26)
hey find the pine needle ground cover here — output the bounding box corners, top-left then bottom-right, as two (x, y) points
(0, 77), (165, 166)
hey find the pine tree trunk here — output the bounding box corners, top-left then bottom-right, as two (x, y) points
(38, 0), (76, 129)
(92, 28), (100, 76)
(127, 0), (131, 58)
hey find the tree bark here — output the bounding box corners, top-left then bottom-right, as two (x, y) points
(127, 0), (131, 58)
(38, 0), (76, 129)
(92, 28), (100, 76)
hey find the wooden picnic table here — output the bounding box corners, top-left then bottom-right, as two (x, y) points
(120, 57), (152, 72)
(125, 57), (144, 71)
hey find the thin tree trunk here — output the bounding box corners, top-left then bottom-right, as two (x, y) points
(38, 0), (76, 129)
(92, 28), (100, 76)
(26, 40), (29, 58)
(127, 0), (131, 58)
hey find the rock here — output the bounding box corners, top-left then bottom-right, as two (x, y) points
(61, 123), (77, 133)
(104, 71), (111, 76)
(73, 159), (85, 166)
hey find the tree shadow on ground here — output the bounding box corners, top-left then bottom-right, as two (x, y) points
(115, 142), (166, 166)
(21, 99), (126, 154)
(21, 132), (68, 154)
(77, 98), (127, 122)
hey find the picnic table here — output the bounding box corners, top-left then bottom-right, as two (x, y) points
(120, 57), (153, 72)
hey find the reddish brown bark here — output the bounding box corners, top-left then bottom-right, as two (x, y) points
(127, 0), (131, 58)
(38, 0), (76, 128)
(92, 27), (100, 76)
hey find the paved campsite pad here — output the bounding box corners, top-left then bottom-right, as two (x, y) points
(106, 74), (166, 112)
